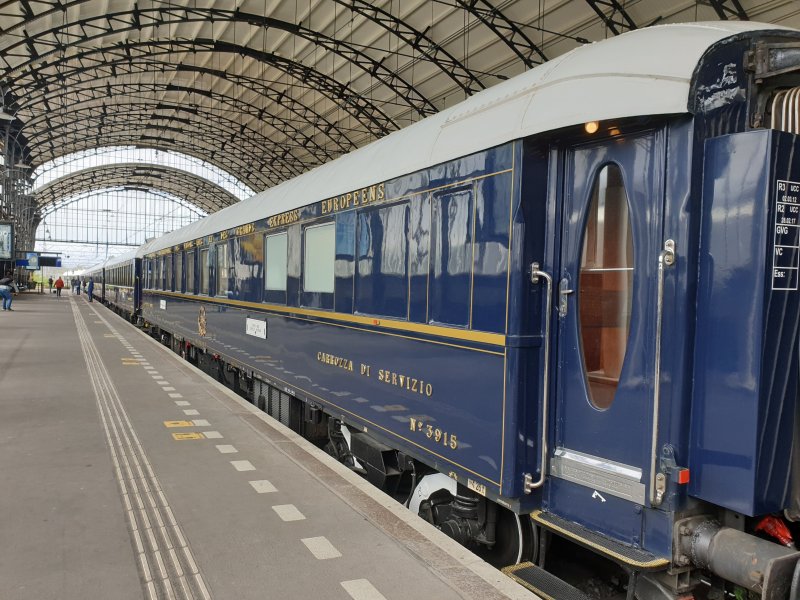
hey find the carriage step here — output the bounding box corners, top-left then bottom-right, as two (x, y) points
(532, 510), (669, 570)
(503, 562), (591, 600)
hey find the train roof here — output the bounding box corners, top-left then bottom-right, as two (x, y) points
(103, 248), (140, 268)
(141, 21), (794, 256)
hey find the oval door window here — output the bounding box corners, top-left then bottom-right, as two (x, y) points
(578, 163), (634, 409)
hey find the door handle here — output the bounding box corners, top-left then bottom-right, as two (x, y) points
(559, 278), (574, 318)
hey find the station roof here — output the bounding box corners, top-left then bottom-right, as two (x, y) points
(0, 0), (797, 213)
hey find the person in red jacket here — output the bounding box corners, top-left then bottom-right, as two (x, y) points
(54, 276), (64, 298)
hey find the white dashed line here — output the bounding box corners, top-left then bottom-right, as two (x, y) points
(272, 504), (305, 521)
(192, 420), (210, 427)
(169, 393), (183, 399)
(157, 381), (169, 386)
(230, 460), (255, 472)
(183, 409), (199, 416)
(341, 580), (388, 600)
(216, 445), (237, 454)
(163, 387), (176, 392)
(203, 431), (223, 439)
(152, 375), (164, 380)
(175, 401), (191, 406)
(249, 480), (277, 494)
(301, 536), (341, 560)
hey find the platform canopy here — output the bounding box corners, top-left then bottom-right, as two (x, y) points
(0, 0), (796, 218)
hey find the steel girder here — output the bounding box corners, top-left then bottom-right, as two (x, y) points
(333, 0), (485, 95)
(707, 0), (749, 21)
(584, 0), (638, 34)
(36, 163), (238, 215)
(0, 5), (438, 118)
(22, 80), (346, 163)
(24, 102), (313, 189)
(453, 0), (547, 67)
(3, 38), (397, 159)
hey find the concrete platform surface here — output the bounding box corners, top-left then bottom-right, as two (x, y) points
(0, 292), (537, 600)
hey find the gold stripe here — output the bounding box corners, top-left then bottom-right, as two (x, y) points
(530, 511), (670, 569)
(147, 290), (505, 347)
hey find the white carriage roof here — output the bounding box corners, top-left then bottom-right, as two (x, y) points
(104, 248), (140, 268)
(141, 21), (792, 256)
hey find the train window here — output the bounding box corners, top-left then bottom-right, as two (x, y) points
(200, 249), (209, 295)
(165, 254), (174, 292)
(429, 186), (473, 327)
(355, 203), (409, 319)
(157, 257), (164, 290)
(175, 252), (183, 293)
(186, 251), (195, 294)
(265, 232), (288, 294)
(216, 243), (229, 297)
(578, 163), (633, 410)
(303, 222), (335, 294)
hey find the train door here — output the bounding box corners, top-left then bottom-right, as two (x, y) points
(549, 130), (665, 535)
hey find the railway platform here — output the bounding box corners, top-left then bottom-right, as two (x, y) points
(0, 292), (536, 600)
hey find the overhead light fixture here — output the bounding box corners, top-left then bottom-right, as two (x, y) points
(0, 110), (14, 121)
(585, 120), (600, 134)
(14, 162), (32, 169)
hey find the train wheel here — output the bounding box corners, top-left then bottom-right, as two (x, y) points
(474, 507), (536, 568)
(409, 474), (535, 568)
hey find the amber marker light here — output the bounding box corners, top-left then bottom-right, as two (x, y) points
(585, 120), (600, 134)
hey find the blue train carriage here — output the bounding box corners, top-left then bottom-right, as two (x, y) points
(102, 249), (142, 322)
(138, 22), (800, 599)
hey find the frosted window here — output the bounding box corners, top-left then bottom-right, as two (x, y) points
(216, 243), (229, 296)
(165, 254), (173, 291)
(200, 249), (209, 295)
(265, 232), (288, 291)
(186, 251), (195, 293)
(175, 253), (183, 293)
(304, 223), (335, 293)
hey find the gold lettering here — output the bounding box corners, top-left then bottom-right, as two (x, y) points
(377, 182), (385, 201)
(409, 417), (417, 431)
(353, 189), (360, 205)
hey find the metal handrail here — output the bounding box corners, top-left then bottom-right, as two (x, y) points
(649, 240), (675, 506)
(526, 263), (553, 492)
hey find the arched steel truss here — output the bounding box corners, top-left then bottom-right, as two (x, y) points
(36, 163), (238, 216)
(0, 0), (770, 235)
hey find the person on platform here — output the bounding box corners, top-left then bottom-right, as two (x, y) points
(48, 276), (53, 292)
(87, 277), (94, 302)
(54, 276), (64, 298)
(74, 278), (80, 295)
(0, 271), (17, 311)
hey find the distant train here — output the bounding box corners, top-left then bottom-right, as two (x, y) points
(86, 22), (800, 600)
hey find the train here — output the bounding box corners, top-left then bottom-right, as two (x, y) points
(82, 22), (800, 600)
